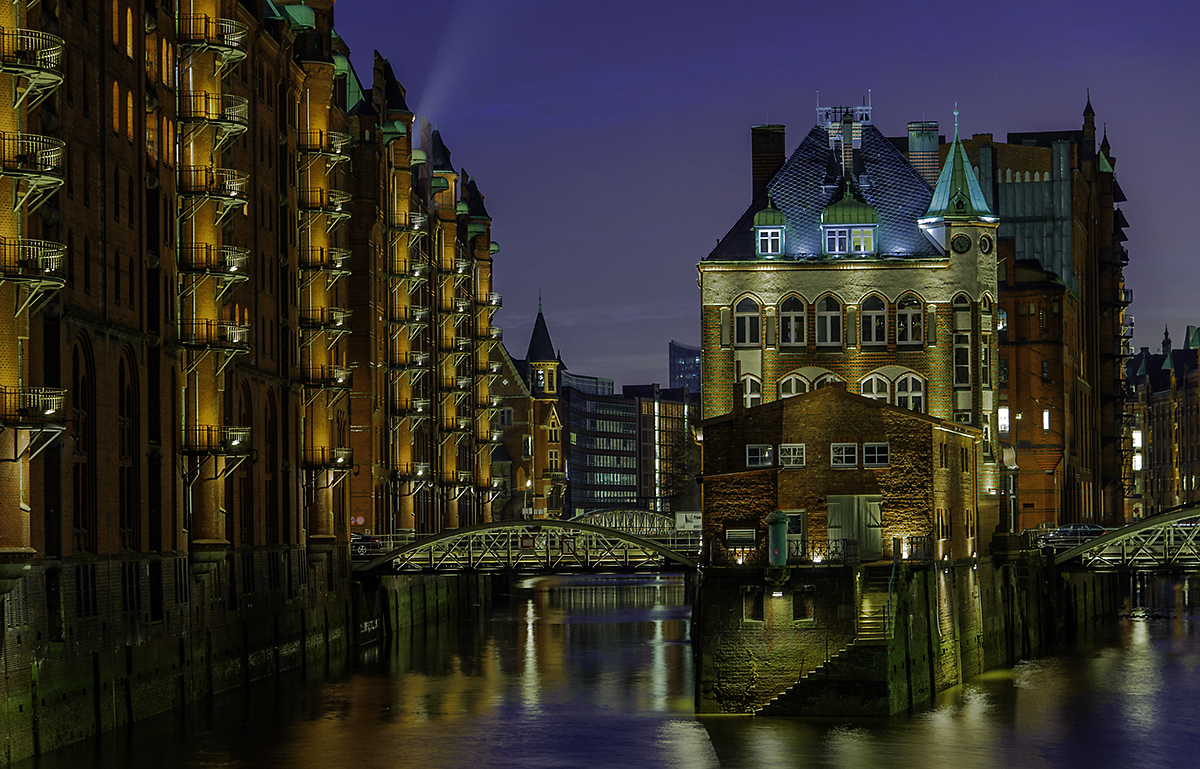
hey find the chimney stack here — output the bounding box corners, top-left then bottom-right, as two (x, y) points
(751, 125), (786, 198)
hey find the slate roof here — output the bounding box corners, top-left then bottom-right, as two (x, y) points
(705, 123), (938, 262)
(429, 128), (454, 173)
(526, 311), (556, 363)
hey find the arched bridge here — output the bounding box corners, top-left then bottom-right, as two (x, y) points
(1057, 506), (1200, 569)
(355, 518), (699, 574)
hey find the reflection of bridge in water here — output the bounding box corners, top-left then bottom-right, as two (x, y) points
(1057, 506), (1200, 570)
(356, 512), (698, 574)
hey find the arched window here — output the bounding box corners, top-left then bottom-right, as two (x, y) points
(126, 91), (134, 140)
(997, 307), (1008, 343)
(953, 294), (971, 309)
(112, 0), (120, 47)
(814, 374), (841, 389)
(896, 375), (925, 412)
(112, 81), (120, 132)
(779, 375), (808, 399)
(734, 297), (761, 347)
(741, 376), (762, 408)
(126, 8), (134, 58)
(816, 296), (841, 346)
(861, 374), (889, 402)
(779, 296), (805, 346)
(897, 294), (923, 345)
(861, 295), (886, 345)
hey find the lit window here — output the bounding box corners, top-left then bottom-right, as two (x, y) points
(757, 228), (783, 256)
(746, 444), (773, 468)
(742, 376), (762, 408)
(1132, 430), (1143, 448)
(861, 374), (889, 402)
(997, 308), (1009, 343)
(981, 335), (991, 386)
(998, 406), (1010, 434)
(896, 375), (924, 412)
(816, 297), (842, 346)
(1132, 453), (1143, 471)
(780, 444), (805, 467)
(779, 297), (805, 346)
(954, 334), (971, 386)
(779, 375), (808, 399)
(1043, 409), (1050, 433)
(861, 296), (886, 344)
(863, 443), (889, 467)
(734, 298), (761, 347)
(831, 443), (857, 468)
(897, 294), (923, 344)
(851, 227), (875, 253)
(825, 228), (849, 254)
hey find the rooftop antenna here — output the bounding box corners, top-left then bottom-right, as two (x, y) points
(954, 102), (959, 133)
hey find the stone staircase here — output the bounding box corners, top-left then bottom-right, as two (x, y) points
(858, 570), (894, 641)
(751, 640), (857, 716)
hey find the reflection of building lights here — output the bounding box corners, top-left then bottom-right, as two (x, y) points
(813, 554), (824, 564)
(771, 590), (783, 598)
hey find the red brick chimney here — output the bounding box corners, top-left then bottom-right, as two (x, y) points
(752, 125), (786, 198)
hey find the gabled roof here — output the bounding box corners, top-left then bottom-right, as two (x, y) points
(429, 128), (453, 173)
(526, 310), (556, 363)
(379, 56), (410, 113)
(466, 176), (490, 219)
(705, 122), (937, 261)
(924, 120), (994, 223)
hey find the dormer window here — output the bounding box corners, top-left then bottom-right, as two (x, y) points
(757, 228), (782, 256)
(823, 226), (875, 255)
(826, 228), (849, 254)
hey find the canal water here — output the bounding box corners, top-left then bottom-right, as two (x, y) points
(18, 573), (1200, 769)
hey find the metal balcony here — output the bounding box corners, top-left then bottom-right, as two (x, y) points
(439, 336), (472, 353)
(178, 166), (248, 224)
(177, 15), (249, 70)
(177, 244), (249, 277)
(394, 398), (431, 418)
(444, 416), (473, 433)
(178, 319), (250, 352)
(0, 132), (63, 212)
(298, 188), (351, 229)
(298, 365), (352, 390)
(478, 326), (503, 342)
(480, 394), (503, 409)
(441, 470), (473, 486)
(451, 258), (472, 275)
(178, 92), (249, 142)
(298, 306), (351, 332)
(0, 237), (64, 285)
(388, 305), (430, 328)
(392, 462), (431, 481)
(298, 129), (350, 163)
(442, 376), (473, 392)
(478, 429), (503, 445)
(0, 28), (65, 109)
(475, 360), (502, 376)
(389, 350), (430, 371)
(302, 447), (352, 470)
(441, 298), (471, 315)
(479, 292), (502, 309)
(181, 425), (250, 456)
(386, 260), (429, 282)
(299, 247), (351, 274)
(0, 386), (65, 429)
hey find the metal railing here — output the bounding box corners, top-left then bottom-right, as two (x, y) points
(302, 447), (352, 468)
(389, 306), (429, 325)
(178, 319), (249, 349)
(298, 306), (351, 330)
(389, 351), (430, 370)
(480, 292), (502, 308)
(388, 260), (429, 280)
(299, 247), (351, 271)
(181, 425), (251, 455)
(178, 166), (248, 200)
(392, 462), (431, 481)
(0, 28), (64, 74)
(0, 238), (64, 278)
(0, 386), (65, 425)
(440, 376), (473, 392)
(394, 398), (430, 416)
(177, 15), (249, 55)
(298, 365), (352, 389)
(178, 92), (249, 128)
(177, 244), (249, 274)
(298, 187), (351, 214)
(298, 129), (350, 157)
(0, 132), (64, 177)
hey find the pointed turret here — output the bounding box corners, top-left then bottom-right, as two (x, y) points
(919, 107), (996, 254)
(526, 309), (556, 363)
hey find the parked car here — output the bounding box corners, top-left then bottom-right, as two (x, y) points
(350, 532), (384, 556)
(1037, 523), (1107, 549)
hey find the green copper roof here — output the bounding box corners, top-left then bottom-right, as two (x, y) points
(924, 115), (995, 223)
(281, 3), (315, 31)
(753, 196), (785, 227)
(381, 119), (407, 144)
(821, 183), (878, 225)
(1097, 149), (1114, 174)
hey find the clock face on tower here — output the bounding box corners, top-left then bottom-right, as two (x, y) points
(951, 234), (972, 254)
(979, 235), (994, 254)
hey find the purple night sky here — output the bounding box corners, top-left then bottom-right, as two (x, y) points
(333, 0), (1200, 388)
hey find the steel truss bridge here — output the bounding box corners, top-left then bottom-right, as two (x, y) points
(356, 516), (698, 574)
(1057, 506), (1200, 570)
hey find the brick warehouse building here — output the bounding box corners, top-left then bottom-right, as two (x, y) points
(0, 0), (501, 758)
(699, 103), (1001, 530)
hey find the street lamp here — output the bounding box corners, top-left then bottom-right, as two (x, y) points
(524, 478), (532, 519)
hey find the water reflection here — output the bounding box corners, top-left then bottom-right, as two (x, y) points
(16, 574), (1200, 769)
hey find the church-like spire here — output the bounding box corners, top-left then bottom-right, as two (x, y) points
(919, 105), (996, 253)
(526, 306), (556, 363)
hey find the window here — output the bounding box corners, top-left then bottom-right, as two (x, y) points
(126, 91), (134, 141)
(1043, 409), (1050, 433)
(1132, 453), (1143, 471)
(999, 358), (1009, 387)
(779, 297), (805, 346)
(498, 407), (513, 427)
(861, 374), (889, 402)
(981, 335), (991, 386)
(1041, 360), (1049, 382)
(896, 375), (924, 412)
(757, 228), (782, 255)
(863, 443), (889, 467)
(997, 308), (1008, 343)
(851, 227), (875, 253)
(998, 406), (1010, 435)
(742, 376), (761, 408)
(831, 443), (857, 468)
(734, 298), (761, 346)
(746, 444), (773, 468)
(954, 333), (971, 386)
(521, 434), (533, 459)
(548, 427), (560, 443)
(780, 444), (805, 467)
(861, 296), (886, 344)
(825, 228), (849, 254)
(816, 297), (841, 346)
(112, 81), (119, 132)
(548, 450), (560, 471)
(779, 374), (808, 399)
(126, 7), (134, 58)
(814, 374), (841, 389)
(896, 295), (923, 345)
